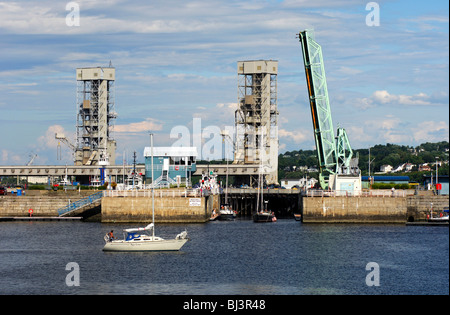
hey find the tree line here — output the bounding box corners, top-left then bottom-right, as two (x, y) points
(279, 141), (449, 183)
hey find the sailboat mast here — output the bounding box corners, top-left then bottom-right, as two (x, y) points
(150, 133), (155, 238)
(256, 163), (261, 213)
(261, 170), (264, 211)
(225, 157), (228, 204)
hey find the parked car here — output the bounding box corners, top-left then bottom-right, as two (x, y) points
(0, 186), (7, 195)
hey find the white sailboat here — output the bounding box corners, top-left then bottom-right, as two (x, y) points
(103, 223), (188, 251)
(103, 134), (189, 251)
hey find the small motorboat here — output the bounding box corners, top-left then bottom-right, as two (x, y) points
(218, 204), (237, 221)
(210, 212), (220, 221)
(427, 207), (449, 222)
(103, 223), (189, 252)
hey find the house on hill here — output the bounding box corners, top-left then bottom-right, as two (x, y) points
(380, 165), (393, 173)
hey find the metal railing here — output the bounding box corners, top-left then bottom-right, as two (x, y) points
(103, 189), (205, 198)
(57, 191), (104, 216)
(306, 189), (409, 198)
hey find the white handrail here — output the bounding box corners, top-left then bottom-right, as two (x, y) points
(305, 189), (408, 198)
(104, 189), (203, 198)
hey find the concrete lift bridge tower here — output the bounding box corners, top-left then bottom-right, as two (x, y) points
(234, 60), (279, 185)
(74, 65), (117, 166)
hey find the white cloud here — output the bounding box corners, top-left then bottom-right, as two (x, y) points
(115, 118), (164, 133)
(1, 149), (22, 164)
(413, 121), (449, 143)
(345, 126), (373, 144)
(360, 90), (433, 107)
(38, 125), (72, 149)
(365, 116), (400, 131)
(336, 66), (363, 76)
(383, 131), (411, 144)
(32, 125), (75, 164)
(216, 103), (237, 117)
(278, 128), (308, 143)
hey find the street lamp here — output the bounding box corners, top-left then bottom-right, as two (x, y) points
(436, 157), (439, 195)
(368, 147), (375, 189)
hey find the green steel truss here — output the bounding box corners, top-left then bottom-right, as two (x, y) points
(335, 126), (354, 175)
(298, 30), (358, 189)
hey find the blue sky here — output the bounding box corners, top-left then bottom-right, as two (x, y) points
(0, 0), (448, 165)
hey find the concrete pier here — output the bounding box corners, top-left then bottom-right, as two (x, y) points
(301, 194), (449, 223)
(101, 194), (218, 223)
(302, 196), (407, 223)
(406, 195), (449, 222)
(0, 190), (95, 217)
(1, 189), (447, 224)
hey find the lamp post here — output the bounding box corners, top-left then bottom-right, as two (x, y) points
(435, 157), (439, 195)
(436, 157), (439, 185)
(368, 147), (375, 189)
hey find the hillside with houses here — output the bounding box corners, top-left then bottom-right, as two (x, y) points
(279, 141), (449, 184)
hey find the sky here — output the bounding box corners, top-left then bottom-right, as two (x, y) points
(0, 0), (448, 166)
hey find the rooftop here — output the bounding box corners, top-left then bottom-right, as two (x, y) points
(143, 146), (198, 157)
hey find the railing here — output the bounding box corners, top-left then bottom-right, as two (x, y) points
(103, 189), (205, 198)
(144, 165), (196, 172)
(57, 191), (104, 216)
(306, 189), (409, 198)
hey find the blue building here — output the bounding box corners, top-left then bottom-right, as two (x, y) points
(144, 147), (197, 187)
(423, 175), (449, 195)
(361, 176), (410, 184)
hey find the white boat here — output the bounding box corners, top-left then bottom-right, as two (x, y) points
(103, 223), (188, 252)
(102, 134), (189, 252)
(428, 215), (449, 222)
(219, 204), (237, 221)
(210, 205), (236, 221)
(427, 206), (449, 222)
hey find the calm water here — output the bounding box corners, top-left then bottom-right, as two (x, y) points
(0, 219), (448, 295)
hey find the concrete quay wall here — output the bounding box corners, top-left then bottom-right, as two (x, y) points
(0, 191), (94, 217)
(303, 196), (407, 223)
(302, 195), (449, 223)
(406, 195), (449, 222)
(101, 195), (218, 223)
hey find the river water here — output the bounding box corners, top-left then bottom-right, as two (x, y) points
(0, 219), (448, 295)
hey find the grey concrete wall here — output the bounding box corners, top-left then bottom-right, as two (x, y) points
(406, 195), (449, 222)
(0, 191), (94, 216)
(302, 196), (407, 223)
(303, 195), (449, 223)
(101, 195), (218, 223)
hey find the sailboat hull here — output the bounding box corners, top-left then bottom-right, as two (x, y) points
(103, 238), (188, 252)
(253, 213), (276, 223)
(218, 214), (235, 221)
